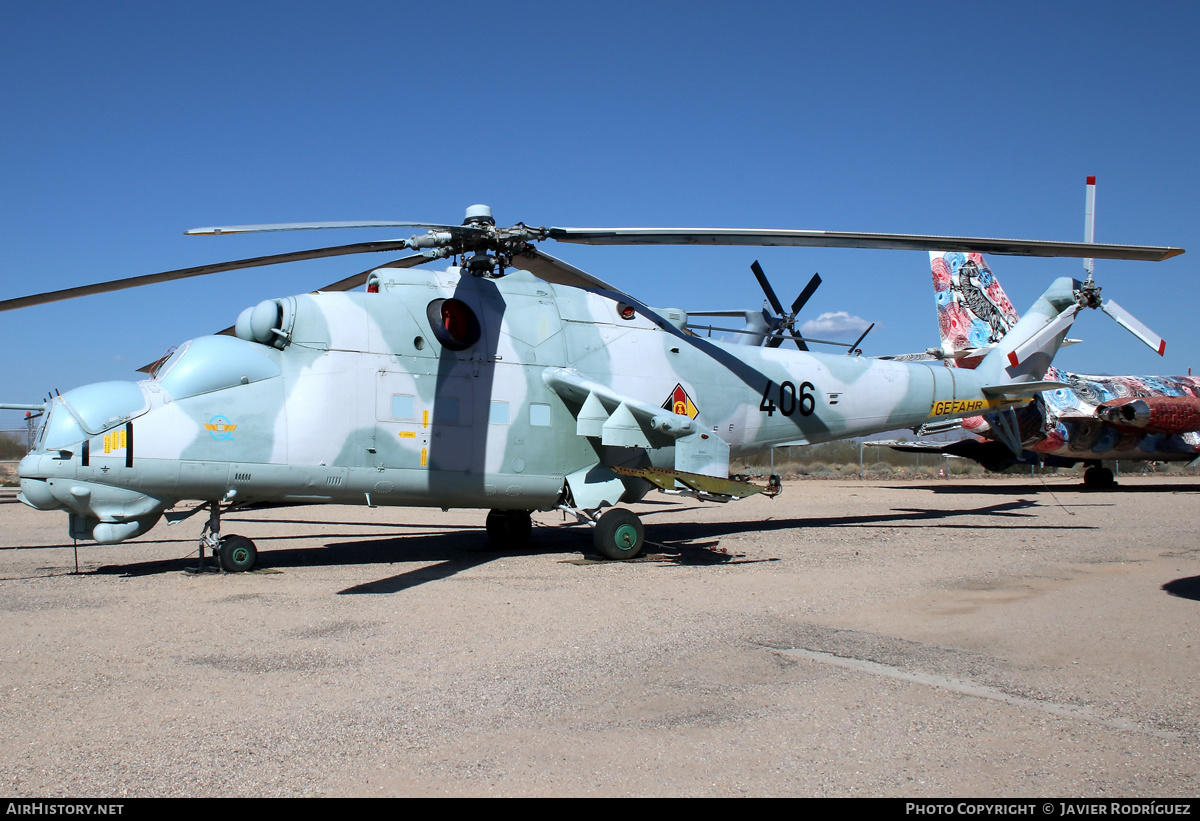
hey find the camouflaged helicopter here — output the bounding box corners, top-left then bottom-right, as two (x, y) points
(2, 205), (1184, 570)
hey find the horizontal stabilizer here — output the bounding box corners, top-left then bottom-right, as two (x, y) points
(869, 438), (1035, 472)
(981, 381), (1069, 398)
(1003, 304), (1080, 371)
(865, 439), (962, 454)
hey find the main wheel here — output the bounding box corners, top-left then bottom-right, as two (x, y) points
(486, 510), (532, 549)
(1084, 466), (1115, 489)
(219, 534), (258, 572)
(592, 508), (645, 561)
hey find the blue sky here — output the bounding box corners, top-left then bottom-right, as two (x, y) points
(3, 1), (1197, 432)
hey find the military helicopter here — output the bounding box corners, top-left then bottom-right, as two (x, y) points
(2, 205), (1183, 569)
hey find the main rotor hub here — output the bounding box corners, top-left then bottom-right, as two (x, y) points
(463, 204), (495, 226)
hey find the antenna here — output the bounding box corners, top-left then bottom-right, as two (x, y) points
(1084, 175), (1096, 283)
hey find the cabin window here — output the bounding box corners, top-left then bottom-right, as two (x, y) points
(489, 401), (509, 425)
(529, 403), (552, 427)
(391, 394), (415, 420)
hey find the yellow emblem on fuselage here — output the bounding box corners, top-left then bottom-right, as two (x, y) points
(662, 383), (699, 419)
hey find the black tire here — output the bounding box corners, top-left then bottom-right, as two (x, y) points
(219, 535), (258, 572)
(486, 510), (532, 549)
(593, 508), (645, 561)
(1084, 466), (1116, 489)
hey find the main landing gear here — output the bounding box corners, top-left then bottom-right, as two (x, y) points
(489, 506), (649, 561)
(485, 509), (532, 550)
(1083, 464), (1117, 490)
(188, 502), (259, 573)
(591, 508), (645, 561)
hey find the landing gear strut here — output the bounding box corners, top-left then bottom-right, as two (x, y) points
(188, 502), (259, 573)
(486, 509), (532, 549)
(1083, 464), (1116, 489)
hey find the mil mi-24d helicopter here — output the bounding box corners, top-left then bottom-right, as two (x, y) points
(1, 204), (1184, 570)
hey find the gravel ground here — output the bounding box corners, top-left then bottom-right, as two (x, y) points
(0, 475), (1197, 797)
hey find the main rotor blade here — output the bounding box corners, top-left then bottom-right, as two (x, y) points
(547, 227), (1183, 261)
(314, 253), (434, 293)
(145, 255), (436, 373)
(510, 247), (622, 292)
(0, 239), (417, 313)
(187, 220), (469, 235)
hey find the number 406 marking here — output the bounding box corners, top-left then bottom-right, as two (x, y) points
(759, 380), (816, 417)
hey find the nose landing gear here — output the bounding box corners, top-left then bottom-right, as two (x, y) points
(217, 534), (258, 573)
(186, 502), (259, 574)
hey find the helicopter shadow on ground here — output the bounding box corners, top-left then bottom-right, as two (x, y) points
(1162, 576), (1200, 602)
(641, 498), (1092, 541)
(331, 518), (769, 593)
(911, 482), (1200, 496)
(88, 498), (1090, 588)
(90, 526), (534, 581)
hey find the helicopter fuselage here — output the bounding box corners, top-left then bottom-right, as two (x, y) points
(18, 265), (1044, 545)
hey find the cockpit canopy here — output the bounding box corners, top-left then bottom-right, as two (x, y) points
(39, 380), (148, 450)
(155, 335), (281, 400)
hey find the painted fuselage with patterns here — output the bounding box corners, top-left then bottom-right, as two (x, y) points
(932, 251), (1200, 466)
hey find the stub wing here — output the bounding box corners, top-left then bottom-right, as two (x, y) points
(542, 367), (733, 482)
(541, 368), (700, 447)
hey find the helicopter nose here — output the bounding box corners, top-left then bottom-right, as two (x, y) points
(17, 478), (62, 511)
(16, 454), (62, 511)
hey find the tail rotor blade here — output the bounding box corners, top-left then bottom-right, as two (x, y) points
(1102, 299), (1167, 356)
(786, 328), (810, 352)
(751, 260), (786, 317)
(791, 273), (822, 314)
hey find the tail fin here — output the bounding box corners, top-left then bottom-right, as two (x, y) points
(975, 277), (1080, 387)
(931, 251), (1020, 369)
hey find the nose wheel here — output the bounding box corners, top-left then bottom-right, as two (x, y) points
(187, 502), (259, 573)
(218, 534), (258, 572)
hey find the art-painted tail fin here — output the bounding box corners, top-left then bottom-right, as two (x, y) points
(931, 251), (1020, 369)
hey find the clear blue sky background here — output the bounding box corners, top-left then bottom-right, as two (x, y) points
(3, 1), (1197, 432)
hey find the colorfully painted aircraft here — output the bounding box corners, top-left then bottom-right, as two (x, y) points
(1, 206), (1183, 569)
(881, 249), (1200, 487)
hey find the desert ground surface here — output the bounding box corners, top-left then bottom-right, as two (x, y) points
(0, 475), (1197, 797)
